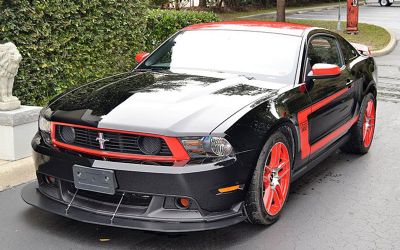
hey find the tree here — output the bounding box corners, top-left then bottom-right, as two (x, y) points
(199, 0), (207, 7)
(175, 0), (180, 10)
(276, 0), (286, 22)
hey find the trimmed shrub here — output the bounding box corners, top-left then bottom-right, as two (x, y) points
(0, 2), (219, 106)
(0, 0), (149, 106)
(144, 9), (220, 52)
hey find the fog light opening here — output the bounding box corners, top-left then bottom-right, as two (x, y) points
(175, 198), (190, 209)
(45, 175), (56, 184)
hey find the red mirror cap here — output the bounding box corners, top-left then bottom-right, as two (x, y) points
(311, 63), (341, 76)
(135, 52), (149, 63)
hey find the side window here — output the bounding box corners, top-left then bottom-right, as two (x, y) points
(307, 36), (343, 67)
(340, 38), (359, 63)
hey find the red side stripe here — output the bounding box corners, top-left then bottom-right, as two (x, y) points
(50, 122), (190, 164)
(298, 88), (356, 159)
(310, 115), (358, 155)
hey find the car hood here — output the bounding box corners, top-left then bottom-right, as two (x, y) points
(47, 71), (282, 136)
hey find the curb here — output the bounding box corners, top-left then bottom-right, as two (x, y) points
(0, 157), (35, 191)
(238, 3), (341, 19)
(238, 1), (366, 20)
(370, 29), (397, 57)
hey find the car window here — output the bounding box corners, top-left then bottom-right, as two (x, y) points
(340, 37), (359, 63)
(139, 30), (302, 84)
(307, 36), (343, 67)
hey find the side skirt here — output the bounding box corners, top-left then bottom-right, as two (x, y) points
(291, 132), (350, 182)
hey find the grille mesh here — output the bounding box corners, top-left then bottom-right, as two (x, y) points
(55, 125), (172, 156)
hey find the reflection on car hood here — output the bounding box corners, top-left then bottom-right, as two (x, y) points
(48, 71), (282, 136)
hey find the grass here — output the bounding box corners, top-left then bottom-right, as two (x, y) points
(219, 14), (390, 51)
(214, 1), (390, 51)
(217, 2), (341, 21)
(287, 19), (390, 51)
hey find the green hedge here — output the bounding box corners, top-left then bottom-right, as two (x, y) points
(1, 1), (218, 106)
(0, 0), (150, 106)
(144, 9), (220, 51)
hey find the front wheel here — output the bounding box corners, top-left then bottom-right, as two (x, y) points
(341, 93), (376, 154)
(245, 129), (292, 225)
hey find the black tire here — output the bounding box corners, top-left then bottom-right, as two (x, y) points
(244, 128), (293, 225)
(341, 93), (376, 154)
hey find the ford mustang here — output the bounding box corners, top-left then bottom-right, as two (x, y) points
(22, 21), (377, 232)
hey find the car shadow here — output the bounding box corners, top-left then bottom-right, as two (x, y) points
(21, 150), (360, 249)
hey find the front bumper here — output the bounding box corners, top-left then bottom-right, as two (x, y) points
(21, 182), (246, 232)
(21, 133), (250, 232)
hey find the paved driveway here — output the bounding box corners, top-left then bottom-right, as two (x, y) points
(1, 5), (400, 250)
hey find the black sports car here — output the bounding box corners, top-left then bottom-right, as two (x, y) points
(22, 21), (377, 232)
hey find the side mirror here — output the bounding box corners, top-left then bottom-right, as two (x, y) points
(308, 63), (341, 79)
(135, 52), (149, 63)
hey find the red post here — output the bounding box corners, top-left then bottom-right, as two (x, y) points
(347, 0), (359, 33)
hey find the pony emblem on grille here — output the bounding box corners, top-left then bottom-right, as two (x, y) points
(95, 132), (110, 150)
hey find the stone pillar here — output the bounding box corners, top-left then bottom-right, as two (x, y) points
(0, 106), (41, 160)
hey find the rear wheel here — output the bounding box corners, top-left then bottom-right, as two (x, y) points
(245, 130), (292, 225)
(341, 93), (376, 154)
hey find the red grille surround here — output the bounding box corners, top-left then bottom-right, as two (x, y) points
(50, 122), (190, 164)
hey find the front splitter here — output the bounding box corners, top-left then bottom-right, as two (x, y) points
(21, 182), (246, 232)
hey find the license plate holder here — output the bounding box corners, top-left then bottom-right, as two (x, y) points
(72, 165), (117, 195)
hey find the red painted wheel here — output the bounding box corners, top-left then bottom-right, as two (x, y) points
(362, 100), (376, 148)
(341, 93), (376, 154)
(262, 142), (290, 216)
(245, 128), (292, 225)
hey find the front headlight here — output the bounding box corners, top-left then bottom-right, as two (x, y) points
(181, 136), (234, 158)
(38, 115), (51, 133)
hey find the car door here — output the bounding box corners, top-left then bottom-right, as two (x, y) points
(304, 34), (356, 158)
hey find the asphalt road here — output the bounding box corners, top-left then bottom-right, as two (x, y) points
(1, 5), (400, 250)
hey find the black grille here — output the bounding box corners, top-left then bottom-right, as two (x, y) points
(55, 125), (172, 156)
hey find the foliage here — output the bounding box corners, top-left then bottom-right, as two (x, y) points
(143, 9), (220, 51)
(0, 0), (149, 106)
(0, 1), (219, 106)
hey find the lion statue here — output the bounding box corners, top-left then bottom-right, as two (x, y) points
(0, 42), (22, 105)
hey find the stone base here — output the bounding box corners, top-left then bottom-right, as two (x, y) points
(0, 100), (21, 111)
(0, 106), (41, 161)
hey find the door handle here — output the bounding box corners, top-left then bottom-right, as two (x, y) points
(346, 79), (353, 87)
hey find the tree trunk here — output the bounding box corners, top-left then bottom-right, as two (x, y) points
(276, 0), (286, 22)
(175, 0), (180, 10)
(199, 0), (207, 7)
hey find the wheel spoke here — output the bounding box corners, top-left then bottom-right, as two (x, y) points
(273, 188), (282, 208)
(366, 102), (372, 117)
(278, 168), (290, 180)
(263, 172), (270, 189)
(263, 187), (274, 212)
(269, 143), (281, 168)
(277, 160), (289, 171)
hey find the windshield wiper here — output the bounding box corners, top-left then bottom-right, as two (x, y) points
(239, 74), (255, 80)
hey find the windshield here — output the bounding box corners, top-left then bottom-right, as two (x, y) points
(138, 30), (302, 83)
